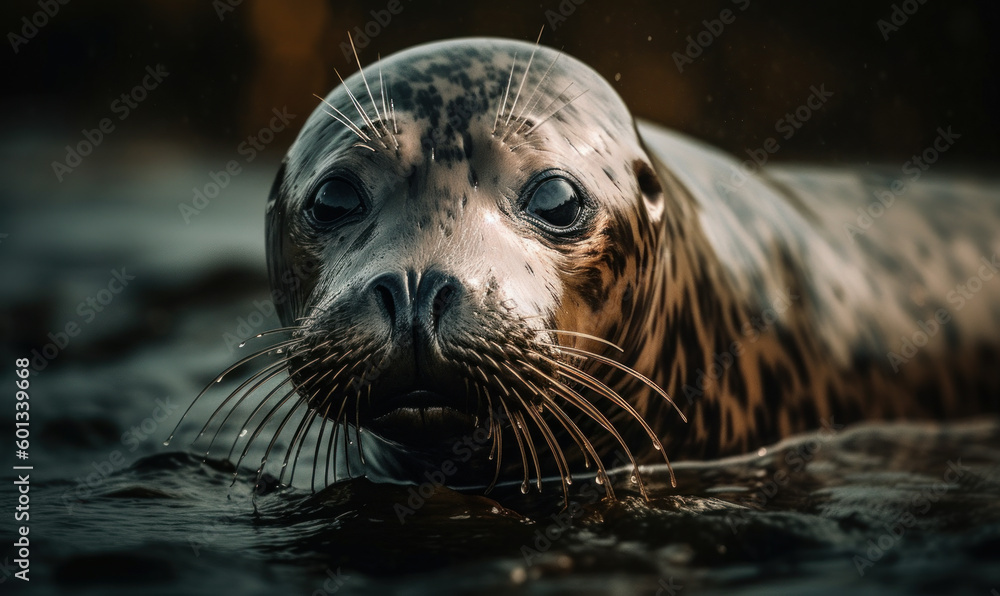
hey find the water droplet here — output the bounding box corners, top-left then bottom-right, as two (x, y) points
(238, 341), (247, 348)
(757, 447), (768, 457)
(520, 481), (529, 494)
(488, 454), (495, 461)
(652, 441), (662, 451)
(630, 474), (638, 484)
(595, 474), (604, 485)
(565, 477), (573, 485)
(516, 421), (523, 429)
(256, 333), (263, 338)
(162, 440), (171, 446)
(276, 348), (283, 354)
(239, 429), (248, 437)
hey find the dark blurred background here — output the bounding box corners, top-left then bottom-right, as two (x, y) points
(1, 0), (998, 166)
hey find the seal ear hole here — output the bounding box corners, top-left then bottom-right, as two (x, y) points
(634, 160), (663, 208)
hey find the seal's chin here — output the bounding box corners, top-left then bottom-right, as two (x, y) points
(366, 389), (478, 450)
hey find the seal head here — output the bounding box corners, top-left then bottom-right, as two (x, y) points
(265, 38), (676, 493)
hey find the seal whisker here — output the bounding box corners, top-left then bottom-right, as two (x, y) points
(347, 32), (389, 138)
(550, 382), (647, 496)
(236, 326), (304, 348)
(310, 394), (336, 492)
(552, 357), (672, 473)
(505, 52), (562, 142)
(481, 385), (505, 493)
(502, 361), (587, 471)
(537, 395), (604, 480)
(493, 51), (519, 134)
(517, 391), (570, 501)
(355, 385), (368, 465)
(165, 338), (300, 445)
(271, 363), (342, 484)
(496, 395), (531, 494)
(225, 360), (314, 461)
(555, 345), (687, 422)
(312, 93), (371, 143)
(516, 354), (641, 496)
(377, 54), (389, 122)
(527, 382), (595, 473)
(376, 54), (400, 149)
(537, 329), (625, 353)
(341, 414), (352, 480)
(527, 384), (609, 502)
(486, 416), (503, 493)
(233, 370), (319, 476)
(503, 27), (544, 129)
(330, 382), (354, 483)
(281, 405), (320, 487)
(513, 411), (542, 494)
(307, 337), (336, 356)
(293, 302), (336, 325)
(546, 354), (662, 440)
(199, 358), (291, 457)
(504, 367), (577, 503)
(326, 415), (340, 486)
(517, 360), (626, 497)
(333, 68), (388, 149)
(254, 390), (312, 493)
(202, 356), (293, 429)
(525, 88), (590, 137)
(510, 81), (573, 139)
(480, 384), (496, 441)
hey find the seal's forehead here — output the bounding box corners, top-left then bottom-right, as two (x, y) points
(311, 37), (634, 137)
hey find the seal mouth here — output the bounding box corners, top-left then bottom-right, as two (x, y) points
(367, 389), (478, 448)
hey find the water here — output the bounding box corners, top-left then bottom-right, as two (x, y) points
(2, 140), (999, 595)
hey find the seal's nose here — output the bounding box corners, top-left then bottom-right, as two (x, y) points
(369, 269), (462, 339)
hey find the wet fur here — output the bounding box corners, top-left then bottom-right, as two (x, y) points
(172, 37), (1000, 499)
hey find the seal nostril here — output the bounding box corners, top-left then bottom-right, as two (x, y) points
(374, 284), (397, 329)
(431, 284), (457, 330)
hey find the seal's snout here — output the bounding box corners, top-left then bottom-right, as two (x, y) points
(358, 267), (478, 445)
(367, 268), (463, 342)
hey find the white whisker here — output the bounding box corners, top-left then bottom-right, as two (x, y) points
(504, 27), (544, 129)
(493, 51), (518, 134)
(312, 93), (371, 142)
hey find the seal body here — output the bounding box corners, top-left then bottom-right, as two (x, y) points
(637, 124), (1000, 457)
(253, 37), (999, 492)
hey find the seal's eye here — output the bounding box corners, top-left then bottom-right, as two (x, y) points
(308, 178), (363, 225)
(525, 177), (583, 229)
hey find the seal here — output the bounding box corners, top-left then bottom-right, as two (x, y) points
(169, 37), (1000, 499)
